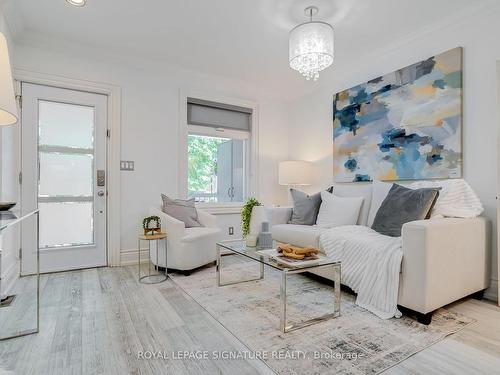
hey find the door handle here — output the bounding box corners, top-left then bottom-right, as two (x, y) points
(97, 191), (105, 197)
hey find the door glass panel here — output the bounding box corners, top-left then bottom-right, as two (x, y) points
(39, 100), (94, 149)
(39, 152), (93, 197)
(37, 99), (96, 249)
(39, 202), (93, 248)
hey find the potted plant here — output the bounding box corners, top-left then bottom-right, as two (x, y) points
(241, 197), (261, 247)
(142, 215), (161, 236)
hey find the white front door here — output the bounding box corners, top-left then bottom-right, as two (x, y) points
(21, 83), (107, 273)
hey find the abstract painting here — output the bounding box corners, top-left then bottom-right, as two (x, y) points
(332, 47), (462, 182)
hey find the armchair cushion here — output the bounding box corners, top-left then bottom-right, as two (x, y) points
(161, 194), (201, 227)
(150, 207), (185, 241)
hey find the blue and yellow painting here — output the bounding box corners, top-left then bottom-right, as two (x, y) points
(332, 47), (462, 182)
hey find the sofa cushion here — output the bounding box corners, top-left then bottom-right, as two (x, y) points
(332, 183), (372, 225)
(316, 191), (364, 228)
(271, 224), (324, 249)
(288, 189), (322, 225)
(367, 180), (393, 227)
(372, 184), (440, 237)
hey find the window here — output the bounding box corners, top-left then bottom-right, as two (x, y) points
(186, 98), (252, 203)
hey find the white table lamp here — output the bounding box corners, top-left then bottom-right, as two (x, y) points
(278, 160), (312, 187)
(0, 33), (18, 126)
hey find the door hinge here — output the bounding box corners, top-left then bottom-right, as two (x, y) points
(15, 94), (22, 109)
(106, 129), (111, 138)
(18, 172), (22, 185)
(18, 248), (22, 260)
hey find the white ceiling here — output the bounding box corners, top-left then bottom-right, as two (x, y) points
(2, 0), (495, 98)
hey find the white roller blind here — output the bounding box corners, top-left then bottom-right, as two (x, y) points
(187, 97), (252, 131)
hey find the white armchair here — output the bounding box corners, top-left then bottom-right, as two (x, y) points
(149, 206), (221, 275)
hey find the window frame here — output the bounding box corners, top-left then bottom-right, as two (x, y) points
(178, 90), (259, 213)
(187, 126), (250, 204)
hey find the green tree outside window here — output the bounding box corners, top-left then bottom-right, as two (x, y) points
(188, 135), (228, 198)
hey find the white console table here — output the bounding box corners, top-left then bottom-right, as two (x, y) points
(0, 209), (39, 341)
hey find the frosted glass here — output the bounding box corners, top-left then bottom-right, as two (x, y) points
(39, 152), (93, 197)
(39, 100), (94, 149)
(39, 202), (93, 248)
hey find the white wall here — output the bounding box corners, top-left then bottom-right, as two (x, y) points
(288, 6), (500, 300)
(12, 42), (289, 260)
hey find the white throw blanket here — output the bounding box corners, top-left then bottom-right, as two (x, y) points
(320, 226), (403, 319)
(408, 179), (483, 218)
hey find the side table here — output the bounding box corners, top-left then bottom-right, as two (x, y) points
(138, 233), (167, 284)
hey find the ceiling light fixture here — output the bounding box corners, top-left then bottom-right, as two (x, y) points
(289, 6), (334, 81)
(66, 0), (86, 7)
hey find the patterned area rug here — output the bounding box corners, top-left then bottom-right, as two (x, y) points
(170, 257), (474, 375)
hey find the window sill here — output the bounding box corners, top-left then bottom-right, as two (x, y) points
(195, 202), (243, 215)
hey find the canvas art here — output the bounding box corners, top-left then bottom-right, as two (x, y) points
(332, 47), (462, 182)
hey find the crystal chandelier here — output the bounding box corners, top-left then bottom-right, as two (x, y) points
(289, 6), (334, 81)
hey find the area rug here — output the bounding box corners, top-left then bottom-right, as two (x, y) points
(170, 258), (475, 375)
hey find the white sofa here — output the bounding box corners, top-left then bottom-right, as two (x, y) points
(249, 183), (491, 324)
(149, 207), (221, 275)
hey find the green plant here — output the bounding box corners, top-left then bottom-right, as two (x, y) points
(142, 215), (161, 229)
(241, 198), (261, 238)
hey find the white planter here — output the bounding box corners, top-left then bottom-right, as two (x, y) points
(245, 235), (258, 247)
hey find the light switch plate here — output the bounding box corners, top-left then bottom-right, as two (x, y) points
(120, 161), (135, 171)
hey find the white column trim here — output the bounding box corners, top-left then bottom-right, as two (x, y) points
(13, 69), (122, 267)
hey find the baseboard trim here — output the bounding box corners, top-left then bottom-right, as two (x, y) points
(120, 248), (150, 266)
(485, 278), (498, 303)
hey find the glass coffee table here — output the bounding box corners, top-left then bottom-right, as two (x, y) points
(216, 239), (341, 333)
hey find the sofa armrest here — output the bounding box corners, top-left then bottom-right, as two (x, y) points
(197, 209), (218, 228)
(399, 217), (491, 313)
(149, 207), (185, 241)
(249, 206), (292, 235)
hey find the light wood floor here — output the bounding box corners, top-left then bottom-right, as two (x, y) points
(0, 266), (499, 375)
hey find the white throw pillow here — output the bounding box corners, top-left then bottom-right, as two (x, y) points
(316, 191), (364, 228)
(367, 180), (393, 227)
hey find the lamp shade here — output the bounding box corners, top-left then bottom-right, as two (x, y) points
(278, 160), (312, 186)
(0, 33), (18, 126)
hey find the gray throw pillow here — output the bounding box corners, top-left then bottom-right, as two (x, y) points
(371, 184), (439, 237)
(161, 194), (201, 228)
(288, 189), (322, 225)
